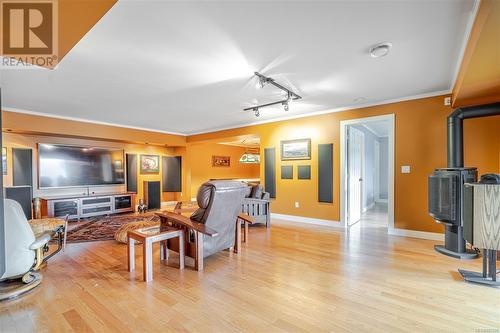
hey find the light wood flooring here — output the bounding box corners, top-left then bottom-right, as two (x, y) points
(1, 215), (499, 332)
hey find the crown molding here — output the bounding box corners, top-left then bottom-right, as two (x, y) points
(187, 89), (451, 135)
(1, 106), (187, 136)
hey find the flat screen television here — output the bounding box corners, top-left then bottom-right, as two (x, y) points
(38, 144), (125, 188)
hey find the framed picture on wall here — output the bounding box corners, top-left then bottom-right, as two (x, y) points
(212, 155), (230, 167)
(2, 147), (6, 175)
(140, 154), (160, 174)
(281, 138), (311, 160)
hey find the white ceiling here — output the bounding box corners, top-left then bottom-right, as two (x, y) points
(0, 0), (476, 135)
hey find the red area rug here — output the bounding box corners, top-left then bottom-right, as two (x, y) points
(66, 213), (160, 243)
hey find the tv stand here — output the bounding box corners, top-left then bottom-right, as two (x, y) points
(41, 192), (136, 220)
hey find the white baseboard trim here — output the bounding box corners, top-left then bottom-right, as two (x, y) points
(271, 213), (343, 229)
(388, 228), (444, 241)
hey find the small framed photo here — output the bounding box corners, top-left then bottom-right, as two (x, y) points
(140, 154), (160, 174)
(212, 155), (230, 167)
(281, 138), (311, 160)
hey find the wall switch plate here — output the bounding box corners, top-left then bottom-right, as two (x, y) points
(444, 97), (451, 106)
(295, 202), (300, 208)
(401, 165), (411, 174)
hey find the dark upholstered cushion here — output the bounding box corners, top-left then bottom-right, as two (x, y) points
(251, 185), (263, 199)
(197, 184), (213, 209)
(191, 182), (216, 223)
(190, 208), (206, 222)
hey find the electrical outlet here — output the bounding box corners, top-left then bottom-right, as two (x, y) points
(295, 202), (300, 208)
(401, 165), (411, 174)
(444, 97), (451, 106)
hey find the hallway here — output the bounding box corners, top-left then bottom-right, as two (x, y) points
(360, 202), (388, 229)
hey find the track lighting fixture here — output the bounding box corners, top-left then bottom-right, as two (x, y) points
(244, 72), (301, 117)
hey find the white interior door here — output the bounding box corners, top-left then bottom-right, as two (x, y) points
(347, 126), (364, 227)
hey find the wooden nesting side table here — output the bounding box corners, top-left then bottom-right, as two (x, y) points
(127, 227), (184, 282)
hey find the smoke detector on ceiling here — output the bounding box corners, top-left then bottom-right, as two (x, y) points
(369, 42), (392, 58)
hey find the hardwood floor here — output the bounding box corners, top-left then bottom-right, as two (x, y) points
(1, 218), (499, 332)
(359, 203), (388, 228)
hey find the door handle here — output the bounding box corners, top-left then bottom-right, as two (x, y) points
(359, 178), (363, 181)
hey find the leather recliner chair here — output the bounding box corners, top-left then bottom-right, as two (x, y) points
(190, 180), (247, 257)
(0, 199), (55, 300)
(158, 181), (247, 270)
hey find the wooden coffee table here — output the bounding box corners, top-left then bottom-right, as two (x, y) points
(127, 226), (184, 282)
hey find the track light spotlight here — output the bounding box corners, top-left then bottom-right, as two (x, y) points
(254, 108), (260, 117)
(287, 92), (294, 103)
(256, 76), (266, 89)
(283, 102), (289, 111)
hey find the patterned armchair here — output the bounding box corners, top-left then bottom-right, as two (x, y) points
(241, 184), (271, 228)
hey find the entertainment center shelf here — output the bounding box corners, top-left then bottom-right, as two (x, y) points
(40, 192), (136, 220)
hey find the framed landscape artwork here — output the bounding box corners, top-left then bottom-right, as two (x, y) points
(281, 138), (311, 160)
(212, 155), (230, 167)
(140, 154), (160, 174)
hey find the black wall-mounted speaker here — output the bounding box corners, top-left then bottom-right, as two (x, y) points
(298, 165), (311, 180)
(162, 156), (182, 192)
(318, 143), (333, 203)
(281, 165), (293, 179)
(264, 148), (276, 198)
(126, 154), (137, 193)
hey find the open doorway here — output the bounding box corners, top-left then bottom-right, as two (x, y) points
(340, 115), (394, 232)
(188, 135), (261, 198)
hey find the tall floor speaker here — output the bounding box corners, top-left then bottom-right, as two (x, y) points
(4, 186), (33, 219)
(9, 148), (33, 220)
(12, 148), (33, 186)
(143, 181), (161, 210)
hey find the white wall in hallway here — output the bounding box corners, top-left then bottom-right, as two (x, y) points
(352, 123), (390, 209)
(378, 137), (389, 200)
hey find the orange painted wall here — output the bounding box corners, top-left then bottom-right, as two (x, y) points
(2, 97), (498, 232)
(189, 95), (500, 233)
(2, 132), (182, 205)
(188, 143), (260, 198)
